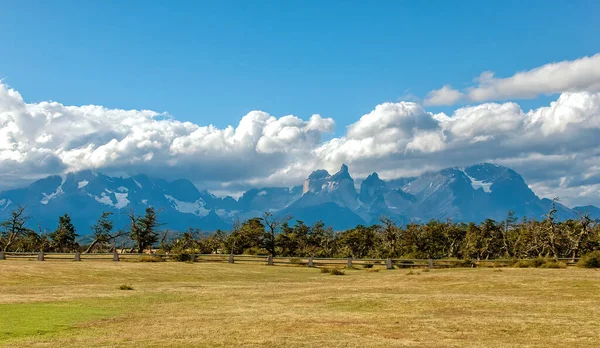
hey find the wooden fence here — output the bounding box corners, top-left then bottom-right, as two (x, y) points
(0, 251), (581, 268)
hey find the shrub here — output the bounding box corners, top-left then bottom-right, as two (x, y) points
(119, 284), (133, 290)
(171, 253), (195, 262)
(531, 257), (545, 268)
(320, 267), (331, 273)
(366, 269), (379, 273)
(513, 260), (531, 268)
(512, 257), (546, 268)
(578, 251), (600, 268)
(140, 255), (163, 262)
(329, 268), (345, 276)
(540, 261), (567, 269)
(363, 263), (374, 269)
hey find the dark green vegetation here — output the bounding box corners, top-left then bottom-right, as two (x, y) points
(2, 200), (600, 264)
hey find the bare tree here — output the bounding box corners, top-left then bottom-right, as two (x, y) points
(262, 211), (291, 257)
(1, 206), (29, 252)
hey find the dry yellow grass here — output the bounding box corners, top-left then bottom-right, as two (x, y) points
(1, 261), (600, 347)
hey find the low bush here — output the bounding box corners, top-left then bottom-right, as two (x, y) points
(119, 284), (133, 291)
(320, 267), (331, 273)
(171, 253), (196, 262)
(140, 255), (163, 262)
(540, 261), (567, 269)
(329, 268), (345, 276)
(512, 257), (567, 269)
(578, 251), (600, 268)
(363, 263), (374, 269)
(512, 257), (545, 268)
(366, 269), (379, 273)
(406, 270), (419, 276)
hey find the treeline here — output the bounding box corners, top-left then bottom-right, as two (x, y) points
(1, 200), (599, 260)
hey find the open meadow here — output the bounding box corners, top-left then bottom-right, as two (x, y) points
(1, 261), (600, 347)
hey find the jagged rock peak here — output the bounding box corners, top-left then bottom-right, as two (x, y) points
(363, 172), (383, 183)
(330, 164), (352, 181)
(308, 169), (330, 180)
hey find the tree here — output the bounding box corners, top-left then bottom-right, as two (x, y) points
(49, 214), (78, 252)
(85, 212), (117, 253)
(0, 206), (30, 252)
(262, 212), (290, 256)
(336, 224), (380, 258)
(501, 210), (518, 257)
(544, 198), (561, 260)
(378, 216), (402, 258)
(225, 218), (265, 254)
(129, 207), (160, 253)
(567, 212), (596, 260)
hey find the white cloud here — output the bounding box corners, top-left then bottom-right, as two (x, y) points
(2, 78), (600, 207)
(425, 53), (600, 105)
(423, 85), (464, 106)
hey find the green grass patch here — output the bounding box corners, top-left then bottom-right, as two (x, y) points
(0, 301), (121, 342)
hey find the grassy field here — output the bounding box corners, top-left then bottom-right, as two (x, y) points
(1, 261), (599, 347)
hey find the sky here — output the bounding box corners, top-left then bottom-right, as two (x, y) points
(1, 0), (600, 206)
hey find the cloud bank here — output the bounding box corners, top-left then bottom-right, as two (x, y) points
(1, 54), (600, 207)
(425, 53), (600, 106)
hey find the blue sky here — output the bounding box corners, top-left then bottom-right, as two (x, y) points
(2, 0), (598, 133)
(2, 0), (600, 206)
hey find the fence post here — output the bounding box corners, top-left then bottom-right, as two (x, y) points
(428, 258), (434, 269)
(0, 251), (5, 260)
(386, 258), (393, 270)
(267, 254), (273, 266)
(113, 252), (119, 262)
(190, 253), (196, 262)
(74, 252), (81, 261)
(347, 256), (353, 268)
(38, 252), (44, 261)
(308, 256), (313, 267)
(229, 254), (234, 264)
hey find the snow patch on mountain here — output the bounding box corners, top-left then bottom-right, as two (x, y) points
(89, 189), (130, 209)
(117, 186), (129, 193)
(0, 199), (11, 210)
(114, 193), (130, 208)
(216, 209), (239, 218)
(164, 194), (210, 217)
(41, 176), (67, 204)
(460, 168), (493, 193)
(133, 179), (143, 189)
(257, 190), (267, 196)
(77, 180), (89, 189)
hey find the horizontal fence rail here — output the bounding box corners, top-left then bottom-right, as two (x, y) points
(0, 251), (581, 268)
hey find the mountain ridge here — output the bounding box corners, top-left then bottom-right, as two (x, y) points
(0, 163), (596, 234)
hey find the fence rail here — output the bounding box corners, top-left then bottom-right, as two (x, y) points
(0, 251), (581, 268)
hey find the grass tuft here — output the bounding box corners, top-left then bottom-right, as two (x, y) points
(118, 284), (133, 291)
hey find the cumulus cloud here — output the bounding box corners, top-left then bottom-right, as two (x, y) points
(424, 53), (600, 105)
(423, 85), (464, 106)
(0, 82), (334, 189)
(312, 90), (600, 206)
(2, 79), (600, 206)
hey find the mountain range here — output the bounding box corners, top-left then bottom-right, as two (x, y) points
(0, 163), (597, 235)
